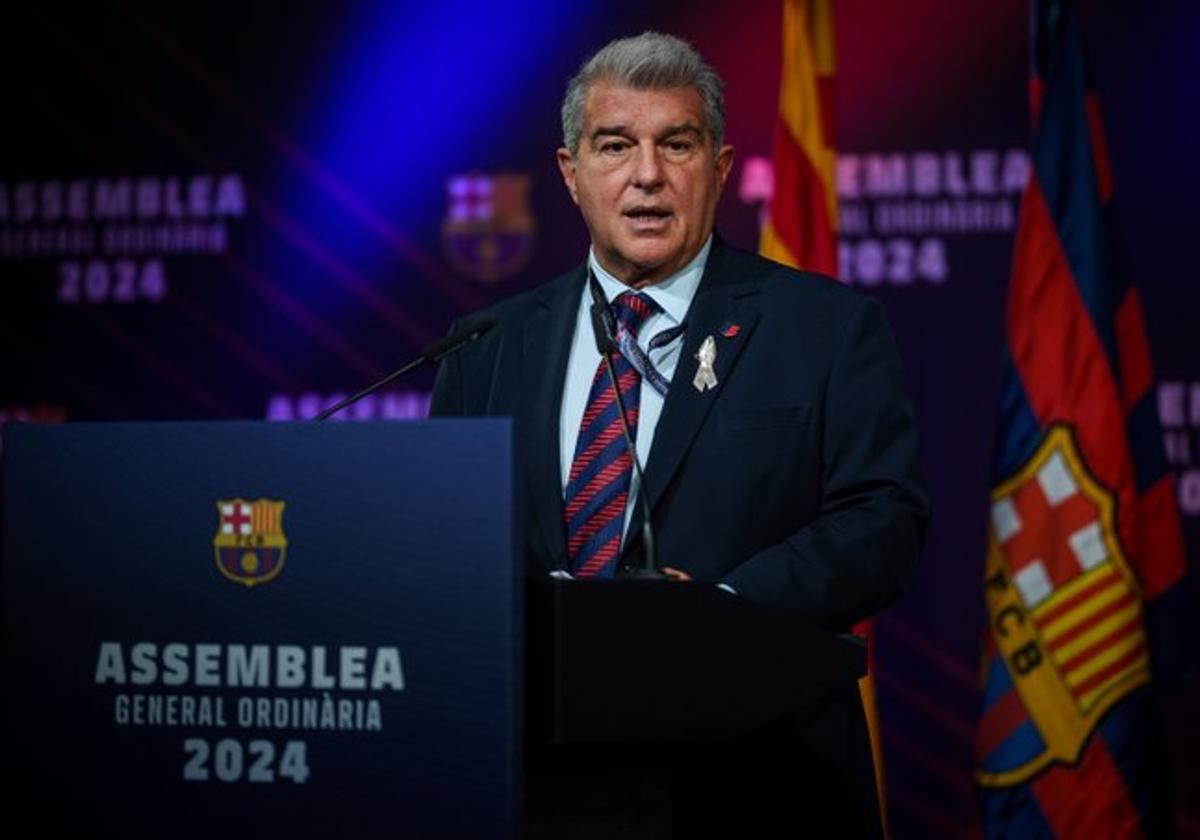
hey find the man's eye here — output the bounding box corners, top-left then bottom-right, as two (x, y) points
(600, 141), (629, 154)
(665, 140), (694, 153)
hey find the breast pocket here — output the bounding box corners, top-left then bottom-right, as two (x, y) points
(718, 403), (812, 432)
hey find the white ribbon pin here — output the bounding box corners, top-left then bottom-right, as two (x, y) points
(692, 335), (718, 392)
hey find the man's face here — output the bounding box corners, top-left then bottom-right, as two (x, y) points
(557, 82), (734, 288)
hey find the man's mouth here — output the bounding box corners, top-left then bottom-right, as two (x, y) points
(623, 207), (673, 223)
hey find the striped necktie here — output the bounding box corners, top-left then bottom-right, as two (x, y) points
(564, 291), (659, 578)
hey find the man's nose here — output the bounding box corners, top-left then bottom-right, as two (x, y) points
(631, 143), (664, 191)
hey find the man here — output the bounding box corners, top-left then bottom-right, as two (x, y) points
(432, 32), (926, 838)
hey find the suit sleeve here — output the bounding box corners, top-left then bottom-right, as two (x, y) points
(722, 297), (929, 630)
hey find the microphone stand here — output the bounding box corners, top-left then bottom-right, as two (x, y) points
(588, 279), (663, 579)
(313, 315), (497, 422)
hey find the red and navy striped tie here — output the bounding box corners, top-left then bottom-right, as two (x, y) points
(564, 291), (659, 578)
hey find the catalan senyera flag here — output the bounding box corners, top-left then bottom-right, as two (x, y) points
(977, 1), (1196, 836)
(763, 1), (890, 832)
(760, 0), (837, 276)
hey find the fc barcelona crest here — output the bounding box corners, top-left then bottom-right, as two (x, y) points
(977, 425), (1149, 787)
(441, 172), (536, 283)
(213, 498), (287, 587)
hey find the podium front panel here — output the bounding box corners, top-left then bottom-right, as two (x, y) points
(2, 420), (519, 838)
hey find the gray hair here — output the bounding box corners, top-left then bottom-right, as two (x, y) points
(561, 32), (726, 156)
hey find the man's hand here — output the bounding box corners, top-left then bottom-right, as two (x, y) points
(661, 567), (692, 582)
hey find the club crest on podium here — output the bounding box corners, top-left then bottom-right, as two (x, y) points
(213, 498), (288, 587)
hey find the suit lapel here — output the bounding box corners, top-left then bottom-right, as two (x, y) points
(522, 265), (585, 571)
(624, 240), (762, 556)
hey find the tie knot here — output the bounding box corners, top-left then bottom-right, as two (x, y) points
(611, 291), (660, 337)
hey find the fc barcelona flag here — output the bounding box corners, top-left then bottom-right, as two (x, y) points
(977, 1), (1196, 836)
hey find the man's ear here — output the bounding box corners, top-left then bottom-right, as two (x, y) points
(714, 144), (735, 191)
(556, 147), (580, 206)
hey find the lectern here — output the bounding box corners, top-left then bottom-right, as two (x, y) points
(2, 421), (521, 838)
(524, 579), (872, 837)
(3, 421), (870, 838)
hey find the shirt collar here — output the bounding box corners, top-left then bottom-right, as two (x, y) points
(588, 235), (712, 326)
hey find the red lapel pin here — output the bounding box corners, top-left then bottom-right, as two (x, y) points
(720, 322), (740, 338)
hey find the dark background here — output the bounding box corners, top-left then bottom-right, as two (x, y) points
(2, 2), (1197, 835)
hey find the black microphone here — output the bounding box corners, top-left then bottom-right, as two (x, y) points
(313, 315), (497, 422)
(587, 275), (662, 579)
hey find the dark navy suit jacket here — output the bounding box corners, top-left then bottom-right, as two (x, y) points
(432, 237), (925, 835)
(430, 236), (928, 633)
